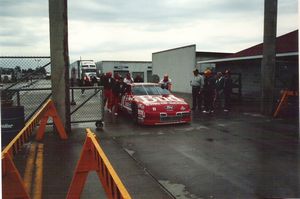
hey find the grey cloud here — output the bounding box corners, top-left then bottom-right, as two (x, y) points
(0, 17), (48, 48)
(69, 0), (264, 24)
(0, 0), (48, 18)
(1, 0), (295, 25)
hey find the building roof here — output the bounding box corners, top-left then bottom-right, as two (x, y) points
(198, 30), (298, 64)
(196, 51), (233, 58)
(227, 30), (298, 59)
(97, 60), (152, 63)
(152, 44), (196, 55)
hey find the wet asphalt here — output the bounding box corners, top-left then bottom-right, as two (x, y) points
(14, 93), (299, 199)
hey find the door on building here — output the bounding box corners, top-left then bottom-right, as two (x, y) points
(147, 70), (152, 83)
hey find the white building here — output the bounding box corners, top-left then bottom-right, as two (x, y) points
(96, 60), (152, 82)
(152, 44), (231, 93)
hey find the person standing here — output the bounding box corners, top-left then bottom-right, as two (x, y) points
(202, 69), (216, 113)
(190, 68), (204, 111)
(103, 72), (113, 112)
(91, 75), (98, 93)
(134, 74), (144, 83)
(159, 74), (172, 91)
(81, 73), (91, 95)
(124, 73), (134, 84)
(214, 72), (224, 110)
(112, 73), (121, 116)
(223, 70), (232, 112)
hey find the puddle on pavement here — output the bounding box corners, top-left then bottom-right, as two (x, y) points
(159, 180), (202, 199)
(124, 148), (135, 156)
(196, 126), (209, 130)
(243, 113), (265, 118)
(206, 138), (214, 142)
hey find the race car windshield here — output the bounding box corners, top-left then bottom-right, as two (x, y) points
(132, 85), (170, 95)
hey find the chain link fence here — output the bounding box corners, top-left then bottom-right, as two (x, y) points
(0, 56), (51, 89)
(1, 56), (104, 124)
(0, 56), (52, 122)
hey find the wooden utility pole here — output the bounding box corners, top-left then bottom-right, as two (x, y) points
(261, 0), (278, 115)
(48, 0), (71, 132)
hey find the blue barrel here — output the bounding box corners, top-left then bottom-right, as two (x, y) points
(1, 106), (25, 148)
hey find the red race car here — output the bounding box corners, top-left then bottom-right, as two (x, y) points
(120, 83), (191, 125)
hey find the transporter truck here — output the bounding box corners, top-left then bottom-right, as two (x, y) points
(70, 60), (99, 86)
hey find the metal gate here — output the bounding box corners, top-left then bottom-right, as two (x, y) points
(69, 86), (104, 126)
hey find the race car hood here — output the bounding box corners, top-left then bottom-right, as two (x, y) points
(133, 95), (187, 106)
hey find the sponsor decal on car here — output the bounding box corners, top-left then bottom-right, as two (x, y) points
(165, 105), (173, 110)
(135, 95), (185, 105)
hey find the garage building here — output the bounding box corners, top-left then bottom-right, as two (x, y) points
(152, 45), (231, 93)
(198, 30), (298, 99)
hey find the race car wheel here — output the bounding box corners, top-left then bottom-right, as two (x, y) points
(95, 120), (103, 129)
(131, 103), (138, 124)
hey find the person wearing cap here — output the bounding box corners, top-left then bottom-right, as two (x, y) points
(202, 69), (216, 113)
(112, 72), (122, 115)
(223, 69), (232, 112)
(159, 74), (172, 91)
(190, 68), (204, 111)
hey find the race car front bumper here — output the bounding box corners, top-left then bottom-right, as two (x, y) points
(140, 111), (191, 125)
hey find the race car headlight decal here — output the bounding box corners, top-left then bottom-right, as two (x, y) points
(138, 104), (145, 109)
(180, 106), (186, 111)
(138, 109), (145, 117)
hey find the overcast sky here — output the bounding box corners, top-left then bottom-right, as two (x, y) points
(0, 0), (298, 62)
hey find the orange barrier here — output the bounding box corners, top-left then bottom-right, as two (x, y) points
(2, 99), (68, 199)
(67, 129), (132, 199)
(273, 90), (298, 117)
(2, 153), (30, 199)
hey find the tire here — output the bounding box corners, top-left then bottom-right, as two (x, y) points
(131, 103), (138, 124)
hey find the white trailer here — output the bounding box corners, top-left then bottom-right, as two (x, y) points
(96, 61), (152, 82)
(70, 60), (99, 85)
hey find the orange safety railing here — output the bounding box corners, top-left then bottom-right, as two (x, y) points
(273, 90), (299, 117)
(2, 99), (68, 199)
(67, 128), (132, 199)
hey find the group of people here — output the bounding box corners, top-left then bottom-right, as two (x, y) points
(190, 68), (232, 113)
(81, 68), (231, 115)
(101, 72), (135, 115)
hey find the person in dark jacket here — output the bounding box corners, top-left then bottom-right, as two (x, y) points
(91, 75), (98, 93)
(214, 72), (224, 109)
(112, 73), (122, 115)
(223, 70), (233, 112)
(134, 74), (144, 83)
(202, 69), (216, 113)
(103, 72), (113, 112)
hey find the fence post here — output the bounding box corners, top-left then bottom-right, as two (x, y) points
(17, 90), (21, 106)
(70, 86), (76, 105)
